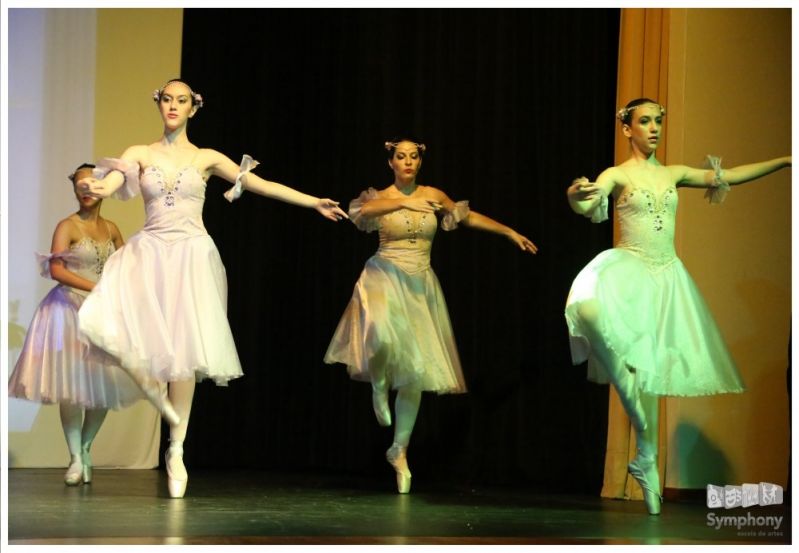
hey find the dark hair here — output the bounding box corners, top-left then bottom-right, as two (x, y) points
(385, 137), (427, 161)
(617, 97), (664, 125)
(153, 78), (204, 108)
(68, 163), (95, 185)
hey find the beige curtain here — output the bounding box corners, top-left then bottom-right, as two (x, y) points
(600, 8), (669, 500)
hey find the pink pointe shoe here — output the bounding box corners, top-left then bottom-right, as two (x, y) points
(628, 451), (663, 515)
(81, 446), (93, 484)
(386, 443), (411, 494)
(141, 381), (181, 427)
(64, 456), (84, 486)
(165, 443), (188, 498)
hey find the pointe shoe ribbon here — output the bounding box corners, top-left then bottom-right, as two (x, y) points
(386, 443), (412, 494)
(166, 444), (188, 498)
(628, 453), (663, 515)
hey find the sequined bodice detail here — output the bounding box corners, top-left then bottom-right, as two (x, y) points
(376, 209), (437, 274)
(67, 237), (116, 283)
(615, 186), (678, 270)
(140, 164), (208, 242)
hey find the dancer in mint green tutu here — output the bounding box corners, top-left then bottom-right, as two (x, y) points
(565, 98), (791, 515)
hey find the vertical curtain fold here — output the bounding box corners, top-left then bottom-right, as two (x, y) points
(601, 7), (669, 501)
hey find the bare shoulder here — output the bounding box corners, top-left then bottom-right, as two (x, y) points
(53, 215), (81, 242)
(418, 185), (447, 201)
(103, 218), (123, 239)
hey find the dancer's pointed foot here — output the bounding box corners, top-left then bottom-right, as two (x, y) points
(165, 443), (188, 498)
(64, 456), (84, 486)
(386, 443), (411, 494)
(372, 386), (392, 427)
(142, 382), (181, 426)
(628, 451), (662, 515)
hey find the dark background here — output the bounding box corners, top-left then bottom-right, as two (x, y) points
(174, 8), (619, 494)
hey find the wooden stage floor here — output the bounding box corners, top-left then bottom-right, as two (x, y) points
(7, 468), (791, 545)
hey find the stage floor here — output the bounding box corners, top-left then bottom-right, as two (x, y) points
(7, 468), (791, 545)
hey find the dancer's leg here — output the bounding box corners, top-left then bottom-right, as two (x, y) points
(628, 393), (662, 514)
(386, 387), (422, 493)
(79, 408), (108, 483)
(59, 403), (84, 485)
(369, 351), (392, 427)
(165, 378), (195, 498)
(576, 300), (647, 432)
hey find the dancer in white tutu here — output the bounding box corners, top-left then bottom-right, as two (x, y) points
(325, 138), (537, 493)
(77, 79), (347, 498)
(9, 163), (144, 486)
(565, 98), (791, 514)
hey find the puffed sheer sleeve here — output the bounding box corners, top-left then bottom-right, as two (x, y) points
(35, 251), (79, 279)
(224, 154), (260, 203)
(703, 155), (730, 204)
(585, 194), (609, 223)
(440, 200), (470, 231)
(93, 158), (141, 200)
(348, 188), (380, 232)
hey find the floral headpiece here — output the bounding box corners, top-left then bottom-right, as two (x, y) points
(616, 102), (665, 122)
(384, 141), (427, 153)
(152, 83), (204, 108)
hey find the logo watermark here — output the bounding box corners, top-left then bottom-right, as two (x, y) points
(706, 482), (785, 538)
(706, 482), (783, 509)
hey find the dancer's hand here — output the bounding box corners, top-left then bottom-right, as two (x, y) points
(315, 199), (348, 221)
(568, 177), (600, 201)
(507, 230), (538, 254)
(77, 177), (113, 199)
(402, 198), (442, 213)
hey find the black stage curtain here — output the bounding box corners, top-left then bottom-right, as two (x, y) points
(177, 8), (619, 494)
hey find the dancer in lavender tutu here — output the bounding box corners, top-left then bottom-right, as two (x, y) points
(77, 79), (347, 498)
(9, 162), (143, 486)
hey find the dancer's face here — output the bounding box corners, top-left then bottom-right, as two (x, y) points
(388, 141), (422, 183)
(623, 104), (663, 154)
(73, 167), (101, 209)
(158, 81), (197, 129)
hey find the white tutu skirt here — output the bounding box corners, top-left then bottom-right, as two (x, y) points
(8, 285), (144, 409)
(325, 256), (467, 394)
(565, 248), (745, 397)
(79, 232), (243, 385)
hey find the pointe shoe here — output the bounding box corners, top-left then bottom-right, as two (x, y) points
(372, 387), (392, 427)
(386, 443), (411, 494)
(142, 382), (181, 426)
(628, 452), (663, 515)
(81, 447), (93, 484)
(165, 444), (188, 498)
(64, 456), (84, 486)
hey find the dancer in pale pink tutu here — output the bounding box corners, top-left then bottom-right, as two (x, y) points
(326, 138), (537, 494)
(77, 79), (347, 498)
(9, 163), (144, 486)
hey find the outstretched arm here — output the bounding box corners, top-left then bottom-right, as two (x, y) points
(48, 220), (98, 292)
(672, 156), (791, 188)
(567, 167), (618, 216)
(434, 188), (537, 254)
(207, 150), (347, 221)
(78, 145), (147, 198)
